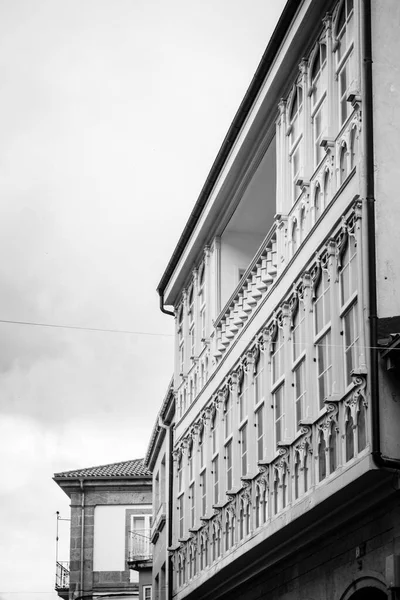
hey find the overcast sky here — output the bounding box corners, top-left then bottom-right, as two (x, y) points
(0, 1), (285, 598)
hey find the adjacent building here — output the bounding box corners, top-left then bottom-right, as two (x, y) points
(156, 1), (400, 600)
(54, 458), (152, 600)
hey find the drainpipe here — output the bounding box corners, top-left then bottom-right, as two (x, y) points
(159, 291), (175, 317)
(168, 425), (174, 600)
(158, 416), (174, 600)
(79, 478), (85, 597)
(362, 0), (400, 470)
(158, 286), (174, 598)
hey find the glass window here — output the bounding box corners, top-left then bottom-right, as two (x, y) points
(350, 126), (358, 169)
(292, 301), (305, 362)
(188, 446), (193, 482)
(317, 332), (332, 408)
(294, 359), (306, 427)
(323, 170), (330, 209)
(314, 184), (321, 222)
(199, 428), (205, 469)
(300, 207), (306, 243)
(189, 483), (195, 528)
(179, 495), (184, 538)
(225, 440), (233, 490)
(200, 471), (207, 516)
(256, 405), (264, 461)
(318, 432), (326, 481)
(224, 395), (232, 439)
(272, 325), (284, 384)
(311, 44), (327, 104)
(313, 100), (326, 167)
(212, 456), (219, 505)
(289, 86), (303, 203)
(311, 43), (327, 169)
(292, 220), (298, 255)
(177, 455), (183, 492)
(329, 423), (337, 473)
(143, 586), (152, 600)
(340, 235), (357, 305)
(336, 0), (355, 127)
(254, 358), (264, 406)
(315, 268), (331, 335)
(337, 0), (354, 61)
(199, 266), (206, 341)
(211, 412), (218, 455)
(339, 144), (348, 184)
(343, 302), (359, 386)
(240, 424), (248, 477)
(274, 385), (285, 445)
(239, 376), (248, 423)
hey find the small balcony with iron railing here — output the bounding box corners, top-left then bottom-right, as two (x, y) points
(127, 529), (152, 571)
(55, 561), (69, 599)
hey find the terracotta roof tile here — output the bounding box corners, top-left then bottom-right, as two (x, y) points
(54, 458), (151, 479)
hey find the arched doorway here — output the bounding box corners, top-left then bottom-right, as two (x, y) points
(348, 587), (387, 600)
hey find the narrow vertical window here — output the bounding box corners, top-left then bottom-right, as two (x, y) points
(316, 332), (332, 408)
(314, 184), (321, 222)
(179, 494), (184, 538)
(294, 359), (306, 427)
(292, 220), (298, 256)
(240, 424), (248, 477)
(318, 432), (326, 482)
(314, 266), (332, 408)
(225, 440), (233, 491)
(177, 455), (183, 493)
(274, 385), (285, 445)
(339, 144), (348, 184)
(292, 296), (306, 427)
(254, 354), (264, 406)
(346, 409), (354, 461)
(323, 170), (330, 209)
(336, 0), (355, 126)
(272, 324), (284, 385)
(188, 287), (195, 359)
(256, 405), (264, 461)
(212, 456), (219, 505)
(300, 207), (306, 243)
(311, 43), (327, 168)
(211, 412), (217, 455)
(198, 266), (206, 342)
(340, 233), (359, 386)
(358, 403), (366, 452)
(200, 427), (206, 469)
(289, 86), (304, 203)
(189, 483), (195, 528)
(294, 452), (300, 500)
(178, 306), (184, 374)
(200, 470), (207, 516)
(350, 126), (358, 169)
(343, 303), (359, 386)
(224, 394), (232, 439)
(329, 423), (337, 474)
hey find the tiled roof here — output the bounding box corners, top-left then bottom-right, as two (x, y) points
(54, 458), (151, 479)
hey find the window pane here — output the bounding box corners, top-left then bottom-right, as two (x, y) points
(317, 332), (332, 408)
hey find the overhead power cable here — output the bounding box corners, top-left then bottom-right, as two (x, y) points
(0, 318), (173, 337)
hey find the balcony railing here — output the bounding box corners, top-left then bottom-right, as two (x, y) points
(173, 373), (368, 590)
(55, 561), (70, 589)
(127, 529), (152, 569)
(214, 224), (278, 360)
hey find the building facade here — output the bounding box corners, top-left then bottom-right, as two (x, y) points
(54, 458), (152, 600)
(145, 381), (175, 600)
(156, 1), (400, 600)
